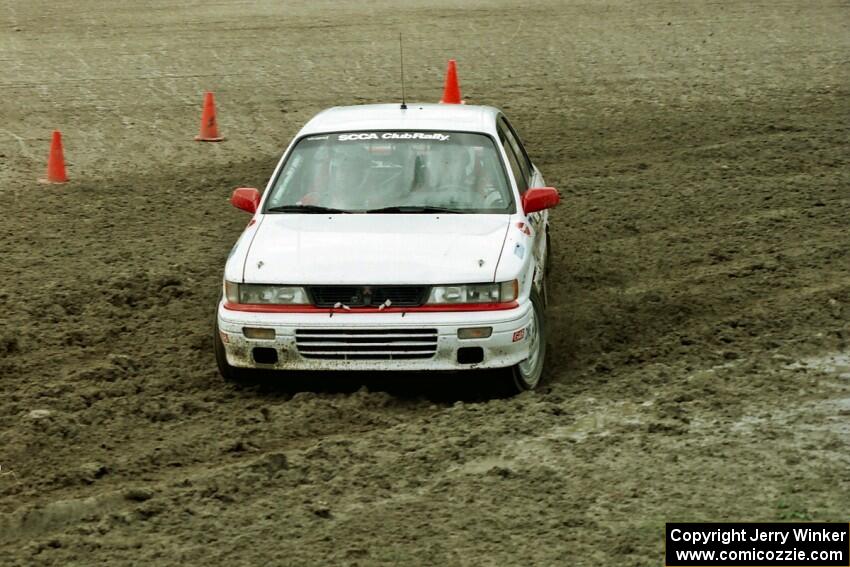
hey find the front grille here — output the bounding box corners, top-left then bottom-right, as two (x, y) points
(306, 286), (428, 308)
(295, 328), (438, 360)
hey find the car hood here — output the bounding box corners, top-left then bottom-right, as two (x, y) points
(241, 214), (510, 284)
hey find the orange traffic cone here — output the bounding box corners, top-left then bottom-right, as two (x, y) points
(439, 59), (464, 104)
(39, 130), (68, 184)
(195, 91), (224, 142)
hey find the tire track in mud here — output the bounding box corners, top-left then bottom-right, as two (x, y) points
(4, 354), (847, 564)
(1, 396), (440, 545)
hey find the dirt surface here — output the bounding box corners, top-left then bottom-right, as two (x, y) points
(1, 0), (849, 564)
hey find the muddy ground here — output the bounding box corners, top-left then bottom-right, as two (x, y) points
(1, 0), (848, 564)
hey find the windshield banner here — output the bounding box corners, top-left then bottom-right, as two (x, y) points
(337, 132), (451, 142)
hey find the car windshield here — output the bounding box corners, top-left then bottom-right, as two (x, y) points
(265, 131), (513, 214)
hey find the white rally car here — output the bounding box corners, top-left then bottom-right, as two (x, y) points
(215, 103), (559, 392)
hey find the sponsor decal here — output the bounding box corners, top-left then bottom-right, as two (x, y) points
(512, 328), (525, 342)
(306, 135), (329, 141)
(337, 132), (451, 142)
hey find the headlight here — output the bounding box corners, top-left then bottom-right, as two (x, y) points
(426, 280), (518, 304)
(224, 281), (309, 304)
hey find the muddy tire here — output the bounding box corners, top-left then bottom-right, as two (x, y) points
(542, 228), (552, 307)
(213, 317), (254, 384)
(501, 289), (547, 394)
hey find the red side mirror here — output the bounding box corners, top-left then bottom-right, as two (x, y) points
(522, 187), (560, 214)
(231, 187), (261, 214)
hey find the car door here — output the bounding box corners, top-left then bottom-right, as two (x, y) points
(497, 116), (548, 280)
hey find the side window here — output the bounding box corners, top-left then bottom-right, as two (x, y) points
(499, 117), (533, 186)
(498, 125), (529, 193)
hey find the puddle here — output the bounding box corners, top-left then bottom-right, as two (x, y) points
(787, 351), (850, 379)
(454, 401), (649, 475)
(728, 351), (850, 448)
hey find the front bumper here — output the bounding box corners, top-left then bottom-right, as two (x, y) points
(217, 301), (533, 371)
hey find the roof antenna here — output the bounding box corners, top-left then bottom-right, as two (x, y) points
(399, 32), (407, 110)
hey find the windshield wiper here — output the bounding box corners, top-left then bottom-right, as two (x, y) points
(363, 205), (466, 214)
(266, 204), (350, 214)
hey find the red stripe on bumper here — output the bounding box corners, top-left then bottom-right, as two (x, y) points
(222, 301), (519, 314)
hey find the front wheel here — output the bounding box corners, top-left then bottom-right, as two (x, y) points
(502, 290), (547, 394)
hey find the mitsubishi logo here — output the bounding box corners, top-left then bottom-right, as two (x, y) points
(350, 286), (373, 306)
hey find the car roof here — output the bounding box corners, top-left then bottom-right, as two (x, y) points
(298, 103), (503, 137)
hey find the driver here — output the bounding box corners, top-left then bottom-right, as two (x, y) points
(320, 143), (372, 210)
(413, 143), (477, 208)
